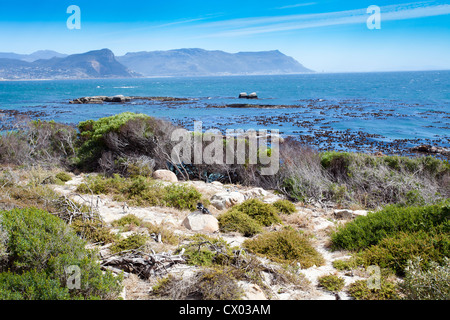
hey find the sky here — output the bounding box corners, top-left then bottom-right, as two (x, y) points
(0, 0), (449, 72)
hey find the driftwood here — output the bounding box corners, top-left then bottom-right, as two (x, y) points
(100, 248), (186, 279)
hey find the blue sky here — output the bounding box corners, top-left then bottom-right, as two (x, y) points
(0, 0), (449, 72)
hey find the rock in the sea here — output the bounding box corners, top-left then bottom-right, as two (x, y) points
(411, 144), (450, 155)
(210, 192), (246, 210)
(239, 92), (258, 99)
(69, 95), (131, 104)
(152, 170), (178, 182)
(248, 92), (258, 99)
(182, 210), (219, 233)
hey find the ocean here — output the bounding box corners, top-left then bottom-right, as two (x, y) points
(1, 70), (449, 154)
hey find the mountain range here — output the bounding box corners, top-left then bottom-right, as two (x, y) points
(0, 48), (313, 80)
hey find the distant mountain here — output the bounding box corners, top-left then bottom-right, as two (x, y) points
(117, 48), (313, 76)
(0, 50), (67, 62)
(0, 49), (138, 80)
(0, 48), (313, 80)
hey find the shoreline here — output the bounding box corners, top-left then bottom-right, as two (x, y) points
(1, 101), (449, 160)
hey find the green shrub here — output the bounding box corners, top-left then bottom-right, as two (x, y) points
(347, 278), (399, 300)
(318, 274), (345, 292)
(111, 214), (144, 228)
(320, 151), (352, 177)
(357, 231), (449, 276)
(400, 257), (450, 300)
(71, 219), (117, 244)
(272, 199), (297, 215)
(76, 174), (203, 211)
(76, 112), (152, 170)
(110, 233), (148, 253)
(243, 227), (324, 268)
(196, 268), (244, 300)
(180, 234), (235, 267)
(332, 259), (360, 271)
(331, 203), (449, 251)
(162, 184), (203, 211)
(0, 208), (122, 299)
(55, 172), (72, 183)
(231, 199), (281, 227)
(0, 270), (72, 300)
(111, 214), (178, 245)
(218, 210), (262, 237)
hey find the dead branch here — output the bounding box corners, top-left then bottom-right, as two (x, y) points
(101, 249), (186, 279)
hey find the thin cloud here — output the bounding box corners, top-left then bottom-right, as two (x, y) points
(192, 1), (450, 38)
(277, 2), (317, 10)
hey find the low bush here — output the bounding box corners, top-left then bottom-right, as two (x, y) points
(195, 268), (244, 300)
(111, 214), (144, 229)
(272, 199), (297, 215)
(55, 172), (72, 183)
(76, 174), (203, 211)
(0, 208), (122, 299)
(70, 219), (117, 245)
(112, 214), (178, 245)
(243, 227), (324, 268)
(0, 270), (72, 300)
(110, 233), (149, 254)
(347, 278), (399, 300)
(0, 120), (77, 167)
(318, 274), (345, 292)
(357, 231), (449, 276)
(218, 210), (262, 237)
(331, 202), (449, 251)
(230, 199), (281, 227)
(400, 257), (450, 300)
(162, 184), (203, 211)
(179, 234), (236, 267)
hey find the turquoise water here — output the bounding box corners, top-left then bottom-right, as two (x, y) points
(1, 70), (449, 153)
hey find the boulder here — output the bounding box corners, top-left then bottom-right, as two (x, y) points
(239, 92), (248, 99)
(333, 209), (368, 220)
(182, 211), (219, 233)
(239, 282), (267, 300)
(242, 187), (269, 200)
(210, 191), (245, 210)
(152, 170), (178, 182)
(411, 144), (450, 156)
(334, 209), (353, 220)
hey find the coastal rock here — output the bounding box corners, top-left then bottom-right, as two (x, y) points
(238, 92), (258, 99)
(411, 144), (449, 156)
(333, 209), (353, 220)
(242, 187), (269, 200)
(70, 95), (131, 104)
(333, 209), (368, 220)
(210, 192), (245, 210)
(182, 211), (219, 233)
(152, 170), (178, 182)
(239, 282), (267, 300)
(248, 92), (258, 99)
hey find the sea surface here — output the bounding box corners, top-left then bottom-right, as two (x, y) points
(1, 70), (449, 154)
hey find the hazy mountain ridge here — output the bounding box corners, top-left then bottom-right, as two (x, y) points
(117, 48), (313, 76)
(0, 48), (313, 80)
(0, 49), (137, 80)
